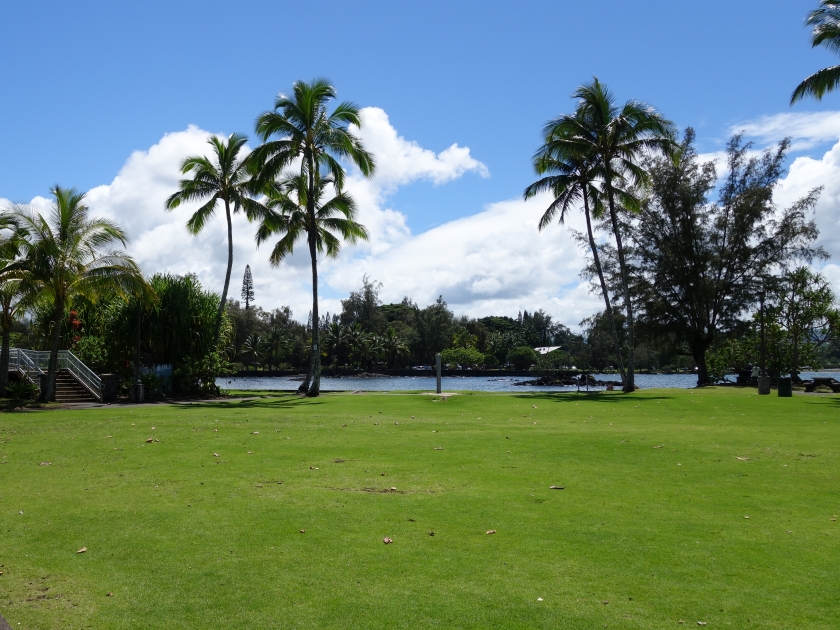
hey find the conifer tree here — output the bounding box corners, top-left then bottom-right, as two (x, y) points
(241, 264), (255, 310)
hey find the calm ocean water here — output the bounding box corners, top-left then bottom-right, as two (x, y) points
(222, 371), (837, 393)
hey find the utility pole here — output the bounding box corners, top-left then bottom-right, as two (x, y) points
(435, 353), (442, 394)
(131, 301), (145, 403)
(759, 285), (766, 377)
(757, 278), (770, 395)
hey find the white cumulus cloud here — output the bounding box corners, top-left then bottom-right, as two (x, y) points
(4, 107), (839, 331)
(352, 107), (489, 191)
(0, 108), (511, 323)
(730, 111), (840, 150)
(774, 139), (840, 264)
(324, 193), (601, 325)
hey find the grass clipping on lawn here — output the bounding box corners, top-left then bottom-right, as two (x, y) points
(0, 388), (837, 629)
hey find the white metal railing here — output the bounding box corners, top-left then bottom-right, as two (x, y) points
(60, 350), (102, 400)
(9, 348), (44, 385)
(8, 348), (102, 400)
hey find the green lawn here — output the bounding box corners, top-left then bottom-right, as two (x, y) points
(0, 388), (838, 629)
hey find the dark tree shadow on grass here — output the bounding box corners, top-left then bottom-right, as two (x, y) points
(802, 394), (840, 408)
(176, 394), (324, 411)
(513, 391), (676, 406)
(0, 399), (60, 413)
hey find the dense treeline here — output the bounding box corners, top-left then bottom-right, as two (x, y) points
(224, 275), (705, 374)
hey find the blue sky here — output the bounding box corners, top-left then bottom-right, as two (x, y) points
(3, 0), (834, 227)
(3, 1), (840, 324)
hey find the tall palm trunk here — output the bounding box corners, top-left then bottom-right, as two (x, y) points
(693, 343), (711, 388)
(297, 159), (324, 397)
(583, 196), (626, 384)
(215, 199), (234, 344)
(307, 230), (321, 397)
(0, 316), (10, 397)
(604, 188), (636, 392)
(298, 327), (314, 392)
(41, 299), (64, 402)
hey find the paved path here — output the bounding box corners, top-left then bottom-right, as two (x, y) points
(0, 612), (12, 630)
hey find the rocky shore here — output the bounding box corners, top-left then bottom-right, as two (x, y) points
(514, 374), (623, 388)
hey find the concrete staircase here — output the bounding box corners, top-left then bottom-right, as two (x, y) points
(55, 369), (98, 403)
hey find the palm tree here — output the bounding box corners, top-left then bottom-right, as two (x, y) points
(346, 323), (368, 369)
(452, 329), (478, 349)
(364, 334), (385, 370)
(559, 78), (675, 391)
(252, 79), (375, 396)
(255, 172), (368, 395)
(382, 327), (409, 368)
(324, 321), (349, 367)
(486, 330), (522, 366)
(350, 331), (383, 371)
(13, 187), (149, 401)
(524, 110), (627, 384)
(241, 332), (263, 369)
(257, 183), (368, 397)
(0, 214), (34, 396)
(792, 1), (840, 103)
(264, 325), (291, 370)
(0, 280), (28, 397)
(165, 133), (265, 343)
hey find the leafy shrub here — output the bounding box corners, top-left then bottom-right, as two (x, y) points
(507, 346), (538, 369)
(440, 347), (484, 368)
(141, 373), (166, 398)
(173, 352), (228, 397)
(102, 273), (232, 395)
(73, 336), (108, 372)
(705, 339), (752, 383)
(5, 380), (38, 400)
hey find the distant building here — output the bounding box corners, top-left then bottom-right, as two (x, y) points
(534, 346), (561, 355)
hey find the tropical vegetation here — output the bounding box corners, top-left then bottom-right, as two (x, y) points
(7, 187), (149, 401)
(524, 108), (628, 383)
(2, 57), (840, 403)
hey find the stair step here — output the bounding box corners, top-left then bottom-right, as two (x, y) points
(53, 370), (98, 402)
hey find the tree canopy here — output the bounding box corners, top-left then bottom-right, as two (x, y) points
(626, 130), (824, 385)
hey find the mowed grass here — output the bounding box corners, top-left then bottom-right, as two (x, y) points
(0, 388), (838, 629)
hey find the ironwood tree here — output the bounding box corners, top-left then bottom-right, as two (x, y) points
(626, 129), (825, 386)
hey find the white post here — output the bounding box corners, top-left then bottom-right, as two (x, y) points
(435, 353), (442, 394)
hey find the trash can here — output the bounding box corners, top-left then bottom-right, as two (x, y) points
(778, 377), (792, 397)
(758, 376), (771, 395)
(130, 381), (145, 403)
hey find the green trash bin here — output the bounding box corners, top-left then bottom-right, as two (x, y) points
(778, 377), (792, 397)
